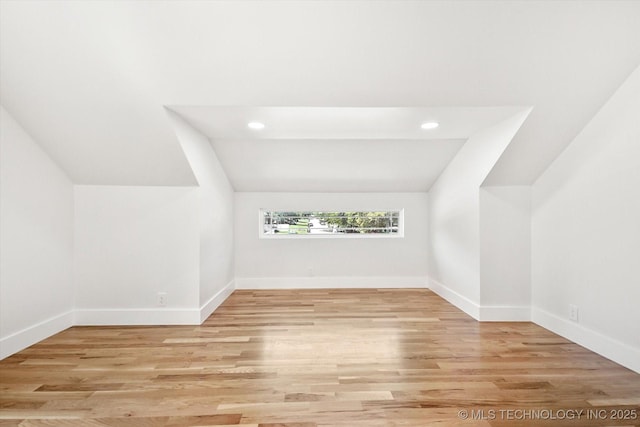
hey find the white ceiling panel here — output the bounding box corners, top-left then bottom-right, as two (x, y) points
(171, 106), (524, 191)
(1, 1), (639, 187)
(170, 106), (523, 141)
(210, 137), (465, 192)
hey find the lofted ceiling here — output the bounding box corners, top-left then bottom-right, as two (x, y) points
(171, 106), (525, 191)
(1, 1), (639, 190)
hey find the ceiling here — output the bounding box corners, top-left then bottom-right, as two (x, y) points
(172, 106), (524, 191)
(1, 1), (639, 190)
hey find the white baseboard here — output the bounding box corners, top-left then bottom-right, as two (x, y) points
(200, 280), (235, 323)
(427, 278), (480, 320)
(1, 281), (237, 360)
(235, 276), (428, 290)
(74, 308), (200, 326)
(0, 310), (74, 360)
(479, 305), (531, 321)
(75, 281), (236, 326)
(427, 278), (530, 321)
(532, 307), (640, 374)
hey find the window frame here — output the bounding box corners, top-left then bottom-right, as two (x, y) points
(258, 209), (405, 239)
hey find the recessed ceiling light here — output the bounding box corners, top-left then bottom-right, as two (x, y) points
(420, 121), (439, 130)
(247, 121), (265, 130)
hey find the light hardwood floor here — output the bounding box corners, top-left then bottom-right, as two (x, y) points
(1, 289), (639, 426)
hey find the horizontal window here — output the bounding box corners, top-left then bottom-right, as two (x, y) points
(260, 210), (403, 238)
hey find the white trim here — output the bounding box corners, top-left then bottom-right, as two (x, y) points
(0, 310), (74, 360)
(427, 278), (532, 322)
(427, 278), (480, 320)
(74, 281), (237, 327)
(200, 280), (235, 323)
(0, 282), (237, 360)
(532, 307), (640, 374)
(74, 308), (200, 326)
(479, 305), (531, 321)
(259, 233), (404, 240)
(236, 276), (428, 290)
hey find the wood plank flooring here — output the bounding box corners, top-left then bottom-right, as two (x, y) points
(1, 289), (639, 426)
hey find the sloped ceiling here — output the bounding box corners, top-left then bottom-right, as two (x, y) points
(171, 106), (525, 192)
(1, 1), (639, 189)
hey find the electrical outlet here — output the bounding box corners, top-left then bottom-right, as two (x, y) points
(569, 304), (578, 322)
(157, 292), (167, 307)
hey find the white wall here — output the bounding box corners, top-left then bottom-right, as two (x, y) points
(532, 66), (640, 373)
(427, 110), (531, 317)
(479, 186), (531, 320)
(74, 186), (201, 324)
(0, 106), (74, 358)
(166, 109), (235, 319)
(235, 192), (428, 288)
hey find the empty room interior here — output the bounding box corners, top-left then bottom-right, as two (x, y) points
(1, 1), (640, 426)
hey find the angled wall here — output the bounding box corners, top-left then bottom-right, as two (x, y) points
(0, 106), (74, 358)
(166, 109), (235, 320)
(532, 66), (640, 373)
(1, 104), (238, 359)
(427, 109), (531, 319)
(73, 110), (235, 325)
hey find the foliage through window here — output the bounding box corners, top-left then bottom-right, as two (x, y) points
(261, 210), (402, 237)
